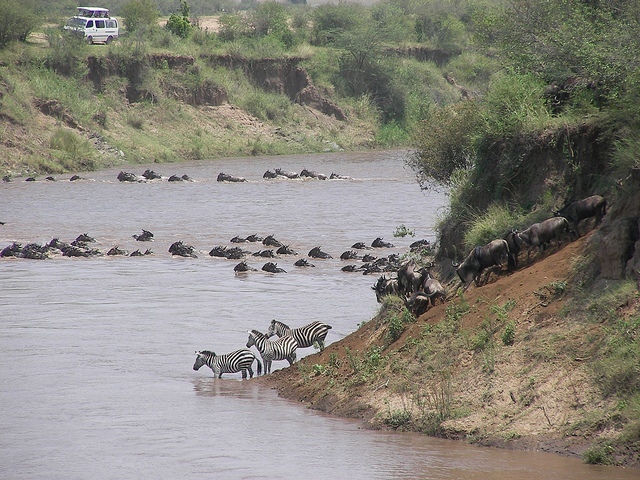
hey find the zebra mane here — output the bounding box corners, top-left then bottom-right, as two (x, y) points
(271, 319), (289, 328)
(248, 329), (266, 338)
(197, 350), (216, 357)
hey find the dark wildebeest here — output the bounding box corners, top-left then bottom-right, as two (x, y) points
(142, 169), (162, 180)
(504, 229), (521, 271)
(263, 235), (284, 247)
(294, 258), (315, 267)
(118, 171), (139, 182)
(330, 172), (351, 180)
(422, 274), (447, 306)
(300, 168), (328, 180)
(454, 239), (509, 290)
(107, 246), (127, 256)
(553, 195), (607, 237)
(372, 275), (400, 303)
(340, 250), (360, 260)
(517, 216), (572, 263)
(234, 260), (257, 272)
(133, 229), (154, 242)
(397, 259), (426, 295)
(262, 262), (286, 273)
(404, 291), (433, 317)
(263, 170), (278, 179)
(275, 168), (299, 179)
(308, 246), (332, 259)
(217, 172), (247, 183)
(371, 237), (394, 248)
(168, 241), (197, 258)
(277, 245), (297, 255)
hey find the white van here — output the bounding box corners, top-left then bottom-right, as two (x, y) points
(64, 7), (119, 44)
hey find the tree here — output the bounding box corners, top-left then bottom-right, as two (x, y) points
(166, 0), (192, 38)
(0, 0), (40, 48)
(121, 0), (159, 33)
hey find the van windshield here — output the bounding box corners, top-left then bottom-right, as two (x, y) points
(66, 17), (86, 28)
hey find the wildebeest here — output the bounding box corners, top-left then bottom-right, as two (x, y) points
(504, 229), (521, 271)
(294, 258), (315, 267)
(340, 250), (360, 260)
(371, 237), (394, 248)
(308, 246), (332, 259)
(262, 262), (286, 273)
(351, 242), (370, 250)
(454, 239), (509, 289)
(372, 275), (400, 303)
(263, 170), (278, 179)
(517, 217), (572, 262)
(217, 172), (247, 182)
(168, 241), (197, 258)
(275, 168), (299, 179)
(422, 275), (447, 306)
(246, 234), (264, 242)
(330, 172), (351, 180)
(142, 169), (162, 180)
(397, 259), (426, 295)
(234, 260), (257, 272)
(263, 235), (283, 247)
(300, 168), (327, 180)
(107, 246), (127, 256)
(133, 229), (154, 242)
(554, 195), (606, 236)
(117, 171), (139, 182)
(276, 245), (297, 255)
(130, 249), (152, 256)
(253, 249), (276, 258)
(405, 291), (433, 317)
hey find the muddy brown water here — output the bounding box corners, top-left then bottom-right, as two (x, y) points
(0, 150), (634, 479)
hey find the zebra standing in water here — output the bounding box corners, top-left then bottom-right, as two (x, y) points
(193, 349), (262, 378)
(266, 319), (332, 351)
(246, 329), (297, 374)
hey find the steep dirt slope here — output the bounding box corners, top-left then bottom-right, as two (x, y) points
(257, 231), (639, 467)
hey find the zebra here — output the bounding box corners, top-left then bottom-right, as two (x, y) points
(245, 329), (297, 374)
(193, 349), (262, 379)
(265, 319), (332, 351)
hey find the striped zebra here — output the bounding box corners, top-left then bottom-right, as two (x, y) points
(266, 319), (332, 351)
(193, 349), (262, 379)
(246, 329), (297, 374)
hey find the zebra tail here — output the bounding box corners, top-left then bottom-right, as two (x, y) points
(256, 357), (263, 376)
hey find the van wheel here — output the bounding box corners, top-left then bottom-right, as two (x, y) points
(106, 36), (113, 44)
(86, 36), (93, 44)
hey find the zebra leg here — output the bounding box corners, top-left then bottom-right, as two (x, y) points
(287, 353), (297, 365)
(247, 366), (254, 378)
(265, 359), (271, 374)
(241, 369), (248, 379)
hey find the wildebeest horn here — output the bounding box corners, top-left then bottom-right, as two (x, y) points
(425, 261), (434, 268)
(451, 260), (460, 268)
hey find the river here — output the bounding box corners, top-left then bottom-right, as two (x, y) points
(0, 150), (634, 479)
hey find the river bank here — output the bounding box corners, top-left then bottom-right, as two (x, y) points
(257, 232), (640, 470)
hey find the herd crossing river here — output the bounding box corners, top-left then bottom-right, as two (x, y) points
(1, 150), (636, 479)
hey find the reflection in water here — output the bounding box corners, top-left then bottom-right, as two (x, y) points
(1, 151), (636, 479)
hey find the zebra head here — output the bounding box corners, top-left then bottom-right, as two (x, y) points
(246, 330), (257, 348)
(265, 319), (278, 338)
(193, 350), (215, 371)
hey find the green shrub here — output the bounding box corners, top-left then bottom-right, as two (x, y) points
(502, 321), (516, 346)
(166, 1), (193, 39)
(0, 0), (40, 48)
(121, 0), (159, 34)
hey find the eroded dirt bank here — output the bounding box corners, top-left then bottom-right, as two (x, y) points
(256, 232), (640, 469)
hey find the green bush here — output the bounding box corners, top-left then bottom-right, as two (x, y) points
(501, 321), (515, 346)
(0, 0), (40, 48)
(166, 1), (193, 38)
(121, 0), (159, 34)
